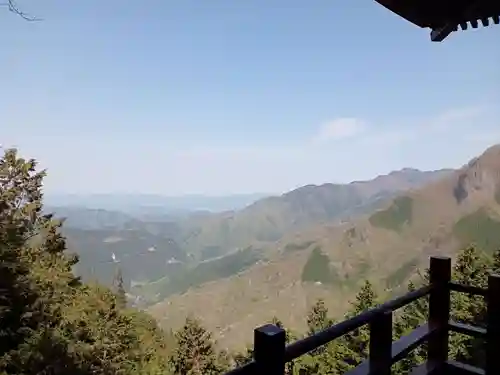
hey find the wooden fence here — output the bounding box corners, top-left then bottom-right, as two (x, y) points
(224, 256), (500, 375)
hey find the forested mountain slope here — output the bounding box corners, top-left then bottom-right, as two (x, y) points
(149, 145), (500, 350)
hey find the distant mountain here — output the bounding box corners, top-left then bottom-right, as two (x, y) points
(173, 168), (453, 261)
(55, 167), (454, 308)
(148, 145), (500, 350)
(46, 206), (137, 230)
(45, 193), (269, 214)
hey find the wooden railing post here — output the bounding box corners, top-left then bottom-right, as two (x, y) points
(427, 256), (451, 371)
(254, 324), (286, 375)
(369, 311), (393, 375)
(486, 274), (500, 375)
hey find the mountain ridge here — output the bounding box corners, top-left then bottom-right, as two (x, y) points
(59, 167), (454, 304)
(148, 144), (500, 351)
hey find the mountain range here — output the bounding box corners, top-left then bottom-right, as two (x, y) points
(45, 193), (268, 214)
(146, 145), (500, 350)
(50, 144), (500, 351)
(55, 167), (451, 290)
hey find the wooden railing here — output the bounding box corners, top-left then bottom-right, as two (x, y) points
(224, 256), (500, 375)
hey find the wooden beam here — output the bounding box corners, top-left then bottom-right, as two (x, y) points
(431, 23), (458, 41)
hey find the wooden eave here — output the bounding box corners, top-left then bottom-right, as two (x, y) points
(375, 0), (500, 41)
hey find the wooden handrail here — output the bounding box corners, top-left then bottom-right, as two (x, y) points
(448, 282), (487, 296)
(223, 257), (500, 375)
(285, 285), (432, 361)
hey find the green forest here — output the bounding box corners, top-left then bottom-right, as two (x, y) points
(0, 148), (496, 375)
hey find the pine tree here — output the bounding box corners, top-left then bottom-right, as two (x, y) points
(170, 315), (224, 375)
(306, 299), (333, 335)
(392, 279), (428, 374)
(341, 281), (379, 369)
(0, 148), (173, 375)
(0, 150), (64, 372)
(232, 345), (254, 367)
(450, 245), (489, 367)
(113, 267), (127, 309)
(491, 249), (500, 272)
(393, 246), (492, 372)
(304, 298), (335, 362)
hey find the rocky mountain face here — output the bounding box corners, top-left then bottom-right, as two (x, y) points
(148, 145), (500, 350)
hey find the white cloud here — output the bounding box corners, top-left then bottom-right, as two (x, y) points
(356, 105), (491, 148)
(3, 104), (496, 195)
(428, 106), (486, 132)
(311, 118), (366, 143)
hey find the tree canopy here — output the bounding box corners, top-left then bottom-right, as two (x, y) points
(1, 147), (498, 375)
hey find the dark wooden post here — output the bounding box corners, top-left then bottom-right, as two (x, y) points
(486, 274), (500, 375)
(427, 256), (451, 372)
(254, 324), (286, 375)
(369, 310), (393, 375)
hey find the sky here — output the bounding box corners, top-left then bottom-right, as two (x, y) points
(1, 0), (499, 195)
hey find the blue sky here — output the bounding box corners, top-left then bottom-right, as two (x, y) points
(1, 0), (499, 195)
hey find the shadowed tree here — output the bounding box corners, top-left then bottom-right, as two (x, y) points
(341, 281), (379, 369)
(112, 267), (127, 309)
(0, 149), (48, 363)
(170, 315), (225, 375)
(306, 299), (333, 336)
(491, 249), (500, 272)
(393, 245), (492, 373)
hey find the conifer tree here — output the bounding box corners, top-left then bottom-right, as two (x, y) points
(0, 149), (47, 365)
(113, 267), (127, 309)
(491, 249), (500, 272)
(298, 283), (379, 375)
(0, 148), (82, 372)
(306, 299), (333, 335)
(0, 148), (172, 375)
(393, 246), (492, 371)
(170, 315), (224, 375)
(392, 279), (428, 374)
(304, 298), (335, 362)
(450, 246), (489, 367)
(341, 280), (379, 368)
(232, 345), (254, 368)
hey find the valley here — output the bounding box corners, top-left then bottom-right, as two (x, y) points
(53, 145), (500, 350)
(57, 168), (451, 304)
(147, 145), (500, 349)
(4, 4), (498, 373)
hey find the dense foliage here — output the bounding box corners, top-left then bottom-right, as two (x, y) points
(1, 148), (497, 374)
(368, 196), (413, 232)
(301, 246), (338, 284)
(0, 149), (171, 375)
(453, 209), (500, 254)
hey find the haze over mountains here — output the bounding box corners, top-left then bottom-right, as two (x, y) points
(50, 144), (500, 350)
(56, 167), (451, 289)
(148, 144), (500, 349)
(45, 193), (268, 214)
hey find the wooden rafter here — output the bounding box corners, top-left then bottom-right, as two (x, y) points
(375, 0), (500, 41)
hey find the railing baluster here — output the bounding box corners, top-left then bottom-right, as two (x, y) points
(224, 255), (499, 375)
(486, 274), (500, 375)
(254, 324), (286, 375)
(427, 256), (451, 372)
(369, 311), (392, 375)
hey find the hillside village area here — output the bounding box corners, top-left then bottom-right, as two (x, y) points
(2, 1), (500, 374)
